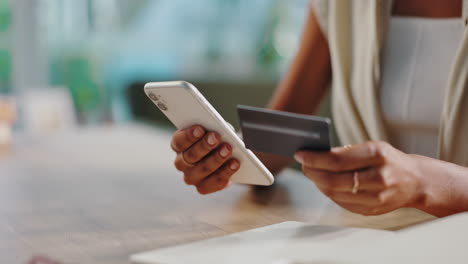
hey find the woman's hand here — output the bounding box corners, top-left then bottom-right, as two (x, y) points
(170, 125), (240, 195)
(294, 141), (427, 216)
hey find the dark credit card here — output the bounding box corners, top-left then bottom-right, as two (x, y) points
(237, 105), (331, 158)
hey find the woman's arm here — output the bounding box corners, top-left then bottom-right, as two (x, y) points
(268, 9), (331, 114)
(257, 8), (332, 175)
(410, 155), (468, 217)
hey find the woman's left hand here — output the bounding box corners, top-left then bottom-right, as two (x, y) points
(294, 141), (426, 216)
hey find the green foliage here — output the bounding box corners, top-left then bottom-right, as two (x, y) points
(0, 0), (11, 32)
(0, 49), (11, 81)
(65, 57), (101, 114)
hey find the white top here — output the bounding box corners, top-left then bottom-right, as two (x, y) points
(380, 17), (465, 158)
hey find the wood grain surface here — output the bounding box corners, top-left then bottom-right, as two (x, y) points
(0, 124), (434, 264)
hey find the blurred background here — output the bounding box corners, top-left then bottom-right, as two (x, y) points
(0, 0), (312, 150)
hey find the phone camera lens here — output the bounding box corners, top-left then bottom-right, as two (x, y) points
(148, 93), (158, 101)
(157, 102), (168, 111)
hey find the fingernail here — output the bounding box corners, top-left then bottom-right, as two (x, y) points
(207, 133), (218, 145)
(220, 145), (230, 157)
(193, 127), (203, 138)
(230, 160), (239, 170)
(294, 153), (303, 163)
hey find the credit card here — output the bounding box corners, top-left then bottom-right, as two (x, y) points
(237, 105), (331, 158)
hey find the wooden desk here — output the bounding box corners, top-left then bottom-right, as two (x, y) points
(0, 124), (434, 264)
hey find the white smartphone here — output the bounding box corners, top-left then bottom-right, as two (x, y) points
(144, 81), (274, 186)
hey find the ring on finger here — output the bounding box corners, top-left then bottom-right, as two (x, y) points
(171, 143), (181, 153)
(352, 171), (359, 194)
(181, 152), (196, 167)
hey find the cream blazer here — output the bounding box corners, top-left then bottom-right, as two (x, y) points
(311, 0), (468, 166)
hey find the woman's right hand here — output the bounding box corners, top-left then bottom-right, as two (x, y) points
(171, 125), (240, 195)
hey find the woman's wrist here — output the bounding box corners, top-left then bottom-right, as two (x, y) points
(409, 154), (468, 217)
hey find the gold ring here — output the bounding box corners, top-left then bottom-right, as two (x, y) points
(352, 171), (359, 194)
(181, 152), (196, 167)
